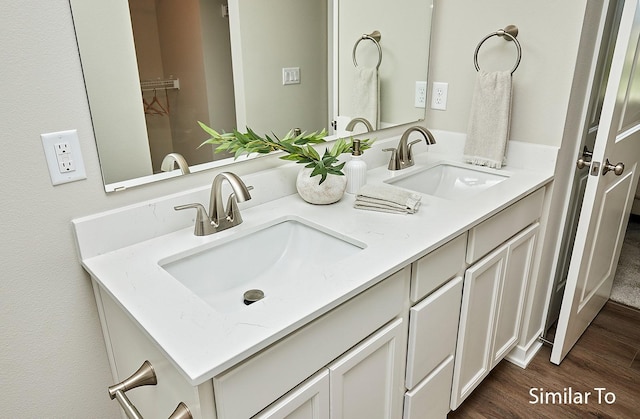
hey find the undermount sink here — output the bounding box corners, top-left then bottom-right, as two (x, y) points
(385, 163), (509, 200)
(159, 217), (365, 313)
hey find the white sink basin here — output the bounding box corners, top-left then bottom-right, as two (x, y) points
(160, 217), (365, 313)
(385, 163), (509, 200)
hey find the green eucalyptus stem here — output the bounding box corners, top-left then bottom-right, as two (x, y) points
(197, 121), (373, 184)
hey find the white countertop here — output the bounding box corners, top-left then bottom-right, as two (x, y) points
(75, 143), (554, 386)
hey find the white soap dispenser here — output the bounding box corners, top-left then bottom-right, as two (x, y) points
(344, 139), (367, 194)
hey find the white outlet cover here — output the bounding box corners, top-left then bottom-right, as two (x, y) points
(414, 81), (427, 108)
(431, 82), (448, 110)
(41, 129), (87, 185)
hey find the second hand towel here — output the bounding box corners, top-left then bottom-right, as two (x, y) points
(353, 66), (380, 130)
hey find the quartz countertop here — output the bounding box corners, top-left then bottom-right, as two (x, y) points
(75, 144), (554, 386)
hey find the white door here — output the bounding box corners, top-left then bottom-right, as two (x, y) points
(551, 0), (640, 364)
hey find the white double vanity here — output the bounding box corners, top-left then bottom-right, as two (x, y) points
(73, 135), (555, 418)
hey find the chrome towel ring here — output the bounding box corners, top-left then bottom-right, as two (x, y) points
(353, 30), (382, 70)
(474, 25), (521, 75)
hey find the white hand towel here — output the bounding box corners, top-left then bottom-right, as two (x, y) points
(464, 70), (512, 169)
(353, 66), (380, 130)
(354, 184), (421, 214)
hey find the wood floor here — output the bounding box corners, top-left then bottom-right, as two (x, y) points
(448, 301), (640, 418)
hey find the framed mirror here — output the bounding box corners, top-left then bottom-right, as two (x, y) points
(70, 0), (434, 192)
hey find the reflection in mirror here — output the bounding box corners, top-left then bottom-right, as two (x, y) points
(69, 0), (433, 192)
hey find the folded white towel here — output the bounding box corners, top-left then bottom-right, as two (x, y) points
(464, 70), (512, 169)
(353, 66), (380, 130)
(354, 184), (421, 214)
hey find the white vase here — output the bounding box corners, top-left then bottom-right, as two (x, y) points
(296, 167), (347, 204)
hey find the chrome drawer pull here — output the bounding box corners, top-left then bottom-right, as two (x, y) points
(108, 361), (192, 419)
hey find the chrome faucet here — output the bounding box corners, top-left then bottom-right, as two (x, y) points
(383, 126), (436, 170)
(345, 117), (374, 133)
(174, 172), (252, 236)
(160, 153), (191, 175)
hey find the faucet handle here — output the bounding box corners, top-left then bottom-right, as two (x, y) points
(174, 203), (212, 236)
(383, 148), (402, 171)
(226, 186), (254, 220)
(406, 139), (421, 165)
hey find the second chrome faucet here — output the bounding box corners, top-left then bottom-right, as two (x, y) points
(384, 126), (437, 170)
(175, 172), (252, 236)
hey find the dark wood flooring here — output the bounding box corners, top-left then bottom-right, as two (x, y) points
(448, 301), (640, 418)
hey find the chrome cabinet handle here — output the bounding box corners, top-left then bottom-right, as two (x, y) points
(108, 361), (192, 419)
(168, 403), (192, 419)
(602, 159), (624, 176)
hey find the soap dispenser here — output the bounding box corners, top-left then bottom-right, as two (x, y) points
(344, 139), (367, 194)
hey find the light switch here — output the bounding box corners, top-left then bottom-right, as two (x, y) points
(41, 129), (87, 185)
(282, 67), (301, 85)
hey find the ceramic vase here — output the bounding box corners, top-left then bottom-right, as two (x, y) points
(296, 167), (347, 204)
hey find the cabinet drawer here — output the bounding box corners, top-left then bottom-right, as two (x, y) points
(403, 356), (454, 419)
(466, 188), (544, 264)
(214, 267), (410, 419)
(405, 277), (462, 389)
(410, 233), (467, 303)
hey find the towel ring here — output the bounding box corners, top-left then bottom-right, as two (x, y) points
(474, 25), (522, 75)
(353, 31), (382, 70)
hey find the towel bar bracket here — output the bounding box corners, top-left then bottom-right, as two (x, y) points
(497, 24), (519, 41)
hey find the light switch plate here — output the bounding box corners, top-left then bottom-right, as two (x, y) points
(41, 129), (87, 185)
(282, 67), (301, 85)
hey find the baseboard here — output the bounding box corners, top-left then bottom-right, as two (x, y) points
(505, 339), (544, 368)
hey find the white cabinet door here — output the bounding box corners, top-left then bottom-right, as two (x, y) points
(491, 224), (538, 366)
(329, 318), (406, 419)
(450, 246), (507, 409)
(451, 224), (539, 410)
(254, 370), (330, 419)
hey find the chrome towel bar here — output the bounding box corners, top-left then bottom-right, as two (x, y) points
(353, 30), (382, 69)
(474, 25), (522, 75)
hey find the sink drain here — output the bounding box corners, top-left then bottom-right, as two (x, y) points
(243, 289), (265, 305)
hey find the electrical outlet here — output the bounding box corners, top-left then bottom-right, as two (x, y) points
(41, 130), (87, 185)
(54, 142), (71, 155)
(414, 81), (427, 108)
(58, 159), (75, 173)
(431, 82), (448, 110)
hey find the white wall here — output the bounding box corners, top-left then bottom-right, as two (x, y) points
(338, 0), (431, 126)
(232, 0), (328, 137)
(427, 0), (588, 147)
(0, 0), (594, 416)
